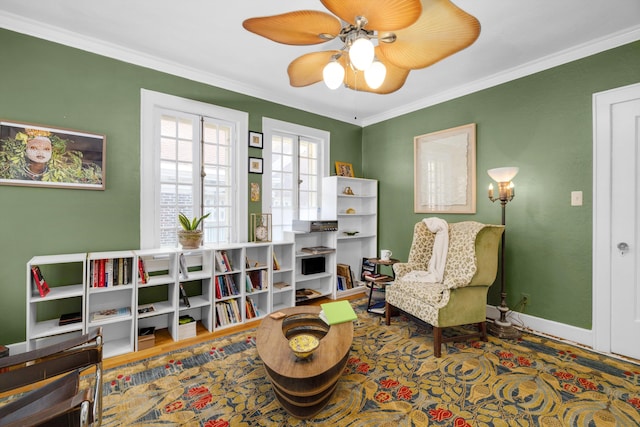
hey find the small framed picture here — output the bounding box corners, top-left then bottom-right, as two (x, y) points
(248, 131), (263, 149)
(249, 157), (263, 174)
(335, 161), (354, 177)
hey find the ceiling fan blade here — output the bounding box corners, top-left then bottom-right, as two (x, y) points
(243, 11), (341, 45)
(345, 49), (410, 94)
(321, 0), (421, 31)
(288, 51), (341, 87)
(378, 0), (480, 70)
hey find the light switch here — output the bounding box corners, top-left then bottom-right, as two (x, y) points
(571, 191), (583, 206)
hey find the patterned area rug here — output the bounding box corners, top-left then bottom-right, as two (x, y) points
(100, 300), (640, 426)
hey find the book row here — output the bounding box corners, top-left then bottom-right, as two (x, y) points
(90, 258), (134, 288)
(215, 299), (242, 327)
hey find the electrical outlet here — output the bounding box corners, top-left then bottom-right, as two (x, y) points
(521, 293), (530, 303)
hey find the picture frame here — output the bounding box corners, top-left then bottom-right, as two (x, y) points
(248, 131), (263, 149)
(248, 157), (263, 174)
(0, 120), (106, 190)
(414, 123), (476, 214)
(335, 161), (354, 177)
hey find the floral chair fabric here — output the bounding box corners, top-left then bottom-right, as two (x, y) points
(385, 221), (504, 357)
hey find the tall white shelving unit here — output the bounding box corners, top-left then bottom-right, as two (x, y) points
(322, 176), (378, 297)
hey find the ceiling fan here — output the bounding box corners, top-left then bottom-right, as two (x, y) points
(243, 0), (480, 94)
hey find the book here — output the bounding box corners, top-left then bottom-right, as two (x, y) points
(361, 258), (376, 280)
(90, 306), (131, 322)
(179, 283), (191, 307)
(138, 326), (155, 336)
(369, 301), (386, 315)
(301, 246), (335, 255)
(138, 258), (148, 284)
(59, 311), (82, 326)
(179, 253), (189, 280)
(320, 300), (357, 325)
(137, 303), (156, 314)
(272, 252), (281, 270)
(31, 265), (50, 297)
(337, 263), (353, 289)
(273, 281), (290, 289)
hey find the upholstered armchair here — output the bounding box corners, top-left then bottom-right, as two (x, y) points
(385, 221), (504, 357)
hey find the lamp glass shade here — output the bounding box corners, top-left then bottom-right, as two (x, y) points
(488, 167), (519, 183)
(364, 60), (386, 89)
(323, 60), (345, 90)
(349, 37), (374, 71)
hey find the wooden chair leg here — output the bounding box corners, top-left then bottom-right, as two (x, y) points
(479, 321), (488, 342)
(385, 302), (392, 325)
(433, 326), (442, 358)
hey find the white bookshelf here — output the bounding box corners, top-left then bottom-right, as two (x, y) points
(322, 176), (378, 297)
(25, 242), (298, 357)
(86, 250), (136, 357)
(26, 253), (87, 350)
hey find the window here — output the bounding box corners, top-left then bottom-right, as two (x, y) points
(141, 90), (248, 248)
(262, 118), (330, 240)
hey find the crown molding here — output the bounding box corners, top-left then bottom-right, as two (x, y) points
(361, 25), (640, 127)
(1, 11), (639, 127)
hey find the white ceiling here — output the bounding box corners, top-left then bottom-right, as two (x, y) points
(0, 0), (639, 126)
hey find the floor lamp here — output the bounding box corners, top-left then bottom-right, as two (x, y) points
(487, 166), (521, 339)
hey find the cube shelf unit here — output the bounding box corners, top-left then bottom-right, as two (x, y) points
(86, 250), (136, 358)
(322, 176), (378, 297)
(287, 230), (338, 304)
(26, 253), (87, 351)
(25, 241), (296, 358)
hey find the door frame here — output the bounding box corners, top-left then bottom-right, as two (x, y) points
(592, 82), (640, 354)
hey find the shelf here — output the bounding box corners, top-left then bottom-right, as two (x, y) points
(31, 319), (84, 339)
(30, 284), (84, 302)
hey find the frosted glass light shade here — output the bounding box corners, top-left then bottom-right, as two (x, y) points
(323, 60), (345, 90)
(487, 167), (519, 183)
(364, 60), (386, 89)
(349, 37), (374, 71)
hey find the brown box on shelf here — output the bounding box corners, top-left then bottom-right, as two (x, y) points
(137, 333), (155, 350)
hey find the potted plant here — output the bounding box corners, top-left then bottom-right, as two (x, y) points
(178, 212), (210, 249)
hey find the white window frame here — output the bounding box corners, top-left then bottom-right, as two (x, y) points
(262, 117), (330, 238)
(140, 89), (248, 248)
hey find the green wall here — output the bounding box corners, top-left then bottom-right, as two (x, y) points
(0, 29), (362, 344)
(1, 26), (638, 344)
(363, 40), (640, 329)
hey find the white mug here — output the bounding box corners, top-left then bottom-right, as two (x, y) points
(380, 249), (392, 261)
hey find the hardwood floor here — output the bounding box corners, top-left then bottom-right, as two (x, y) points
(104, 295), (363, 370)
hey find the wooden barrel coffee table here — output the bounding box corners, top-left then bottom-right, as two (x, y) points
(256, 305), (354, 419)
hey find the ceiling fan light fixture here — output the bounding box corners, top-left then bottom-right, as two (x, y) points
(323, 59), (345, 90)
(364, 59), (386, 89)
(349, 36), (374, 71)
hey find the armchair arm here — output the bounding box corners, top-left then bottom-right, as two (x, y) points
(393, 262), (423, 279)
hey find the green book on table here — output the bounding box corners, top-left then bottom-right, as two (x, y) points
(320, 300), (357, 325)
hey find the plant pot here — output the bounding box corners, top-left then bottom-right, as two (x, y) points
(178, 230), (203, 249)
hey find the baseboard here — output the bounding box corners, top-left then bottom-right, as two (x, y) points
(486, 305), (593, 348)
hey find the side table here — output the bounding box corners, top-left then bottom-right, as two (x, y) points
(364, 258), (399, 314)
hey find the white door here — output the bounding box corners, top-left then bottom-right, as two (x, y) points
(610, 95), (640, 359)
(593, 82), (640, 360)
